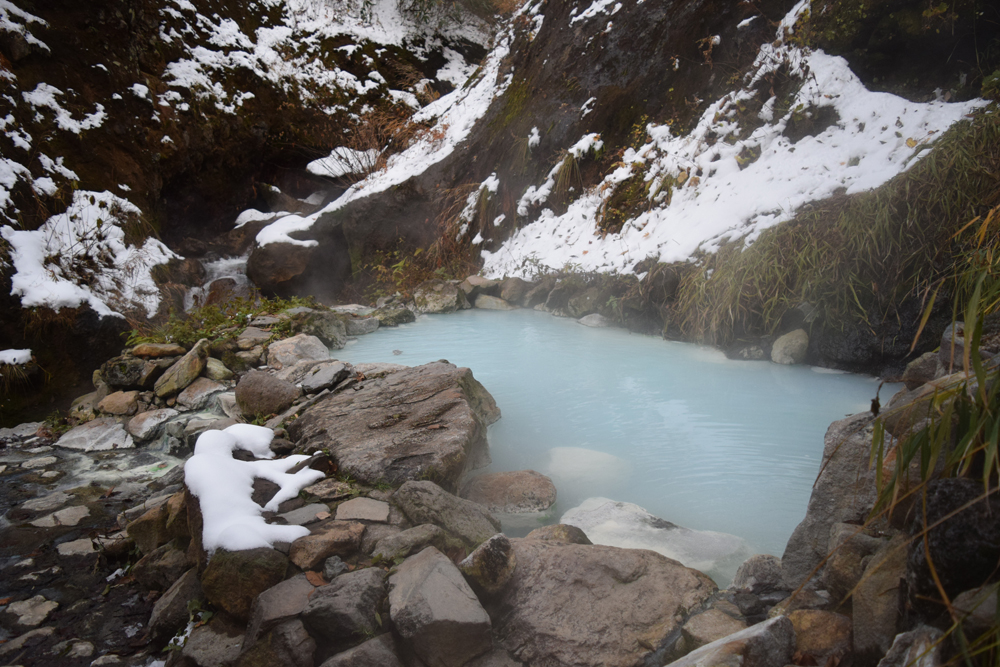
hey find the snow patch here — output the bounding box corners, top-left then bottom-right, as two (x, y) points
(184, 425), (326, 553)
(482, 3), (984, 278)
(0, 349), (31, 365)
(1, 191), (177, 317)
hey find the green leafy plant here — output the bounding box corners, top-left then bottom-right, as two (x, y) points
(869, 204), (1000, 665)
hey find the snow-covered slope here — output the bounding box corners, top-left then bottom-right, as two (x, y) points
(0, 0), (489, 318)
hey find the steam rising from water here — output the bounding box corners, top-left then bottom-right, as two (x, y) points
(336, 309), (895, 561)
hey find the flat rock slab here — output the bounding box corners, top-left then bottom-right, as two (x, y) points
(289, 361), (500, 492)
(289, 521), (365, 570)
(154, 338), (209, 398)
(127, 409), (179, 440)
(300, 360), (351, 394)
(57, 538), (96, 556)
(30, 505), (90, 528)
(6, 595), (58, 626)
(178, 377), (226, 410)
(238, 326), (272, 350)
(278, 503), (330, 526)
(492, 539), (716, 667)
(21, 455), (57, 469)
(245, 574), (317, 646)
(21, 491), (71, 513)
(336, 497), (390, 522)
(320, 633), (403, 667)
(132, 343), (187, 357)
(56, 418), (134, 452)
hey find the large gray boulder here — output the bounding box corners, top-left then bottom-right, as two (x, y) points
(413, 279), (469, 313)
(238, 619), (315, 667)
(291, 309), (348, 349)
(459, 534), (516, 595)
(371, 305), (416, 327)
(771, 329), (809, 365)
(499, 277), (532, 305)
(148, 568), (203, 643)
(289, 362), (500, 492)
(854, 534), (909, 657)
(393, 481), (501, 550)
(781, 412), (880, 589)
(561, 497), (752, 587)
(267, 333), (330, 369)
(877, 626), (943, 667)
(389, 547), (492, 667)
(200, 548), (289, 623)
(302, 567), (388, 651)
(491, 539), (716, 667)
(372, 524), (449, 561)
(300, 361), (351, 394)
(244, 574), (317, 647)
(56, 417), (134, 452)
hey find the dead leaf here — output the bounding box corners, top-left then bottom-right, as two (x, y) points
(906, 137), (917, 148)
(305, 571), (326, 586)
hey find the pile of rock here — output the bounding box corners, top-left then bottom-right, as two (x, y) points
(769, 322), (1000, 667)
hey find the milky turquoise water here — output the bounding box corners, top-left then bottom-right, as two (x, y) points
(335, 308), (892, 558)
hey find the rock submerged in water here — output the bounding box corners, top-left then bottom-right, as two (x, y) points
(460, 470), (556, 515)
(561, 497), (753, 586)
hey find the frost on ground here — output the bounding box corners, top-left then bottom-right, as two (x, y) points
(184, 424), (325, 553)
(0, 191), (176, 317)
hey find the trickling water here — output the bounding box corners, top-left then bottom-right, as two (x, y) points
(184, 253), (251, 311)
(336, 308), (897, 560)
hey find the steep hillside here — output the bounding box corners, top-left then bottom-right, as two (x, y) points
(246, 0), (999, 370)
(0, 0), (489, 418)
(1, 0), (998, 420)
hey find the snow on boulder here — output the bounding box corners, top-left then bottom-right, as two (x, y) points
(183, 425), (325, 554)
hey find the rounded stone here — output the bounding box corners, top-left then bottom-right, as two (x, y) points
(235, 370), (301, 418)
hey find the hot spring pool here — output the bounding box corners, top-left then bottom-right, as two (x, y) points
(334, 308), (890, 566)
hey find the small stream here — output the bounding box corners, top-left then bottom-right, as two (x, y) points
(334, 308), (897, 560)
